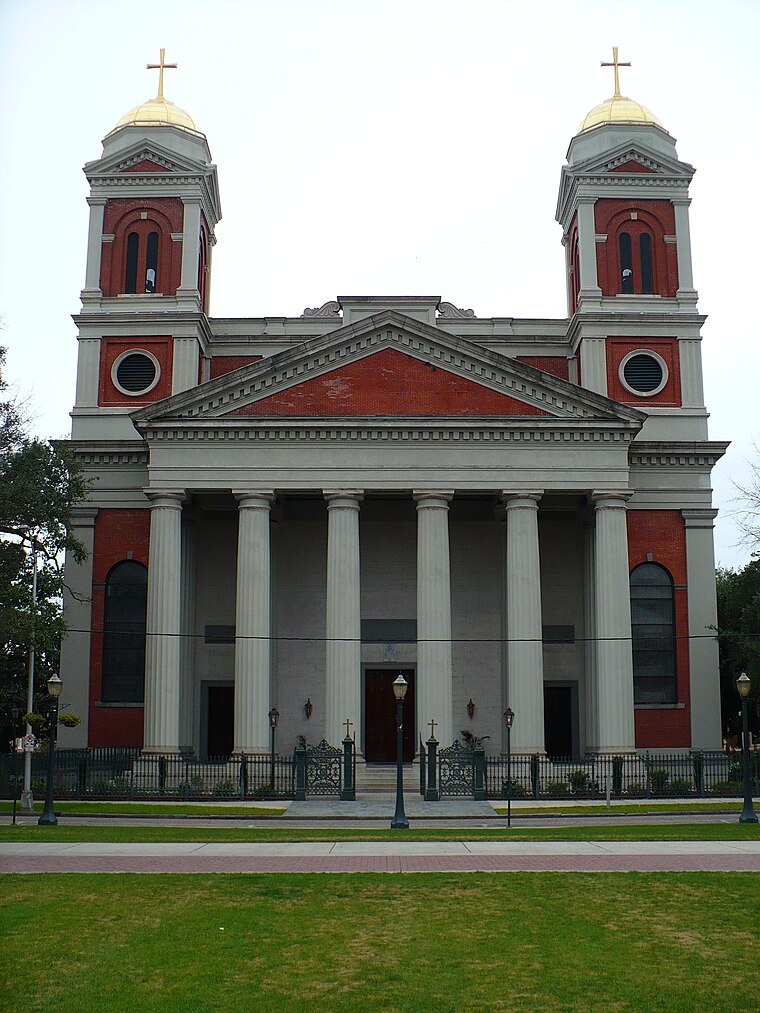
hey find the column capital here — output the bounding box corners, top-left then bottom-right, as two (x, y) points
(144, 490), (185, 507)
(324, 490), (363, 508)
(590, 490), (633, 508)
(234, 490), (275, 508)
(671, 197), (692, 207)
(682, 508), (718, 528)
(501, 490), (542, 507)
(86, 196), (108, 207)
(413, 490), (454, 506)
(181, 196), (203, 206)
(69, 506), (99, 528)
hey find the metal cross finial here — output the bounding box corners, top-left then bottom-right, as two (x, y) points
(147, 48), (178, 100)
(429, 719), (437, 738)
(601, 46), (631, 98)
(344, 718), (353, 738)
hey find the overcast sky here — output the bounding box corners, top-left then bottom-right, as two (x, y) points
(1, 0), (757, 568)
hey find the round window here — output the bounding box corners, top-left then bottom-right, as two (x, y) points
(619, 351), (667, 396)
(112, 351), (160, 395)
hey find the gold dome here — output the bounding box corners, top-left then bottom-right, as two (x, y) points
(579, 94), (663, 133)
(111, 95), (202, 136)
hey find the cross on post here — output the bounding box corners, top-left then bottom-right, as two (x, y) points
(428, 719), (437, 739)
(601, 46), (631, 98)
(344, 718), (353, 739)
(147, 48), (178, 100)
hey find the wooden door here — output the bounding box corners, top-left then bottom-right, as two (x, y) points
(364, 669), (415, 762)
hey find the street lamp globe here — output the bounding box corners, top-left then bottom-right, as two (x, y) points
(736, 672), (751, 699)
(47, 674), (63, 699)
(269, 707), (279, 729)
(392, 674), (408, 700)
(504, 707), (515, 729)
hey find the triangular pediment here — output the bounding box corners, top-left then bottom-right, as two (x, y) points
(84, 139), (211, 179)
(573, 141), (695, 179)
(132, 311), (645, 431)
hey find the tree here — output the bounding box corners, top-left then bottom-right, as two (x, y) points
(0, 346), (89, 742)
(715, 560), (760, 743)
(734, 447), (760, 550)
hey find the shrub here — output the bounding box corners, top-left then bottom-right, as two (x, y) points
(649, 768), (669, 794)
(545, 780), (570, 797)
(710, 780), (742, 797)
(567, 769), (590, 795)
(669, 777), (692, 796)
(501, 779), (525, 799)
(626, 783), (645, 798)
(213, 779), (237, 798)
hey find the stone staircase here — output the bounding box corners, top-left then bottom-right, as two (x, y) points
(357, 763), (420, 796)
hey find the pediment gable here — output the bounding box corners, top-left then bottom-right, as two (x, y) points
(133, 311), (644, 430)
(85, 139), (210, 179)
(575, 142), (695, 179)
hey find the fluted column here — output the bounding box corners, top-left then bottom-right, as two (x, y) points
(234, 492), (274, 753)
(583, 517), (598, 752)
(592, 492), (636, 753)
(179, 515), (196, 753)
(415, 492), (453, 748)
(503, 492), (544, 753)
(144, 492), (184, 753)
(325, 491), (362, 747)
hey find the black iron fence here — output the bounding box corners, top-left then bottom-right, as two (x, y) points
(0, 748), (294, 801)
(484, 751), (760, 801)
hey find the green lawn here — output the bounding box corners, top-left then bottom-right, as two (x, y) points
(2, 822), (759, 843)
(0, 800), (287, 817)
(1, 873), (758, 1012)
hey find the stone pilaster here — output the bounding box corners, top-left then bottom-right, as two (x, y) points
(144, 492), (184, 753)
(234, 492), (275, 753)
(177, 198), (202, 297)
(179, 515), (196, 753)
(683, 509), (722, 750)
(503, 492), (544, 753)
(672, 197), (696, 295)
(577, 197), (602, 298)
(415, 491), (454, 748)
(591, 492), (636, 753)
(582, 517), (598, 752)
(324, 491), (362, 748)
(81, 197), (106, 299)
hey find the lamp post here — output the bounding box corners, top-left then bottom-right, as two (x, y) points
(504, 707), (515, 828)
(391, 673), (409, 829)
(268, 707), (279, 792)
(10, 706), (20, 826)
(736, 673), (758, 824)
(38, 674), (63, 827)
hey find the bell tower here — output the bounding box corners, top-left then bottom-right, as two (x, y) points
(556, 49), (704, 438)
(73, 50), (222, 440)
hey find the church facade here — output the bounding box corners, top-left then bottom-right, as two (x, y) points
(59, 55), (727, 762)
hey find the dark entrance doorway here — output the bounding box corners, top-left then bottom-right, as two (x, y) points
(544, 685), (574, 760)
(207, 685), (234, 758)
(364, 669), (415, 762)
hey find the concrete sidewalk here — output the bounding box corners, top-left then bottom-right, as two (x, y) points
(3, 840), (759, 874)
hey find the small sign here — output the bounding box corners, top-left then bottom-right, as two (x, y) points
(21, 734), (36, 752)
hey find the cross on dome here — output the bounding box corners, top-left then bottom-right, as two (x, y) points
(601, 47), (631, 99)
(146, 48), (178, 100)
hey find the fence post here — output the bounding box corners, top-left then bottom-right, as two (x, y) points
(693, 751), (705, 797)
(425, 735), (439, 801)
(473, 746), (486, 801)
(531, 754), (540, 799)
(340, 735), (356, 801)
(77, 753), (87, 798)
(240, 754), (248, 800)
(294, 743), (307, 801)
(419, 736), (426, 797)
(158, 755), (167, 796)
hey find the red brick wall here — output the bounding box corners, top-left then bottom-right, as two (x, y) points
(123, 159), (171, 173)
(627, 510), (691, 748)
(98, 336), (173, 407)
(606, 337), (681, 407)
(231, 348), (551, 417)
(610, 160), (656, 174)
(595, 198), (678, 297)
(101, 197), (184, 296)
(209, 355), (263, 380)
(89, 510), (151, 748)
(515, 356), (570, 380)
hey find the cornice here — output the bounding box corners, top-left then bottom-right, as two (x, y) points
(70, 441), (149, 466)
(136, 418), (640, 446)
(629, 441), (729, 468)
(88, 174), (219, 229)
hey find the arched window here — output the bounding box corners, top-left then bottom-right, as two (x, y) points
(125, 233), (139, 293)
(145, 231), (159, 292)
(619, 232), (634, 293)
(102, 561), (147, 703)
(630, 563), (677, 704)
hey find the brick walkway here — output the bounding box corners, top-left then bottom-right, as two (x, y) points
(3, 842), (759, 874)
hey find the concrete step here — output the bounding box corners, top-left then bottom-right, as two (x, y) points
(357, 764), (420, 794)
